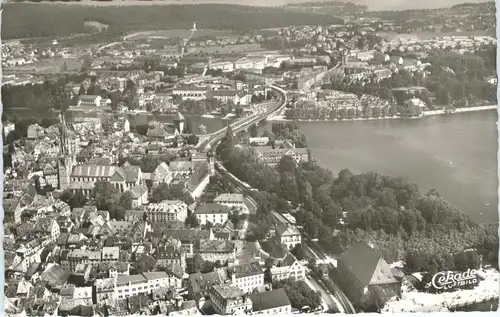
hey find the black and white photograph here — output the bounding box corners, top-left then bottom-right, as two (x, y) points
(1, 0), (498, 315)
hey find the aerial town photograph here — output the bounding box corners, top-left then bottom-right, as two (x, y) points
(1, 0), (498, 315)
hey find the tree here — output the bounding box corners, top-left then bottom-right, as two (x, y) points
(152, 182), (177, 202)
(119, 191), (133, 210)
(187, 254), (204, 274)
(249, 124), (259, 138)
(60, 189), (87, 209)
(201, 261), (215, 273)
(291, 243), (307, 260)
(187, 134), (199, 145)
(185, 212), (199, 228)
(81, 54), (93, 73)
(202, 221), (214, 230)
(363, 286), (387, 312)
(134, 254), (157, 274)
(229, 210), (241, 227)
(185, 117), (193, 134)
(92, 181), (120, 211)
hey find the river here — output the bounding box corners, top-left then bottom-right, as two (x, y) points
(272, 110), (498, 224)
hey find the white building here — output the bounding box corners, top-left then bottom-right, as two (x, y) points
(193, 203), (230, 226)
(213, 193), (248, 214)
(96, 271), (183, 303)
(228, 262), (264, 294)
(270, 254), (305, 282)
(172, 85), (210, 100)
(210, 61), (235, 72)
(146, 200), (188, 223)
(276, 224), (301, 250)
(78, 95), (103, 107)
(209, 284), (253, 315)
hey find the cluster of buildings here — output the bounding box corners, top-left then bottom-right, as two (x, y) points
(245, 135), (309, 168)
(3, 73), (317, 315)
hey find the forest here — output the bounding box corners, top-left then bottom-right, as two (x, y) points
(3, 3), (343, 39)
(216, 125), (499, 273)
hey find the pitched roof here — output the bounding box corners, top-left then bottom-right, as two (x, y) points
(71, 165), (118, 178)
(152, 162), (171, 181)
(232, 261), (263, 279)
(194, 203), (231, 215)
(280, 253), (298, 267)
(213, 193), (245, 203)
(276, 224), (301, 237)
(250, 288), (291, 312)
(130, 185), (148, 199)
(337, 242), (397, 287)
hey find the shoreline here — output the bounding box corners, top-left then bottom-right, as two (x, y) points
(268, 105), (498, 122)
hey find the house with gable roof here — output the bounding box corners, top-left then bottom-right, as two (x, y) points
(275, 224), (301, 250)
(213, 193), (248, 214)
(336, 243), (401, 308)
(34, 218), (60, 242)
(151, 162), (173, 188)
(270, 253), (305, 282)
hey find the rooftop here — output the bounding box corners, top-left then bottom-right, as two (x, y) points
(250, 288), (291, 311)
(214, 193), (245, 203)
(212, 284), (245, 300)
(194, 203), (231, 215)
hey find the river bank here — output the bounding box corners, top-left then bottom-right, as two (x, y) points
(268, 105), (498, 122)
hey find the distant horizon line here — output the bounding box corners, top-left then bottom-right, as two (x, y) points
(2, 0), (495, 12)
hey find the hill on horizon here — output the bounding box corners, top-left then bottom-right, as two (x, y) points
(2, 2), (344, 40)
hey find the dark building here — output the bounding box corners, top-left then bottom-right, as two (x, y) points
(336, 243), (401, 309)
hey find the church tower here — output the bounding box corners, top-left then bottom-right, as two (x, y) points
(57, 111), (75, 190)
(341, 50), (350, 66)
(173, 112), (185, 134)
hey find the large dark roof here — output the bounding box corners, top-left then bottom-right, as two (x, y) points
(250, 288), (291, 312)
(337, 243), (397, 287)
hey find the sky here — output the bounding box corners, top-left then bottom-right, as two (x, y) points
(171, 0), (491, 11)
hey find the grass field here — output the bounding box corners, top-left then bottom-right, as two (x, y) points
(189, 43), (263, 54)
(125, 29), (237, 40)
(4, 58), (82, 75)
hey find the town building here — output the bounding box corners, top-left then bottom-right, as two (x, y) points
(270, 253), (305, 282)
(226, 262), (264, 294)
(193, 203), (231, 226)
(209, 284), (253, 315)
(253, 147), (308, 168)
(68, 164), (143, 195)
(249, 288), (291, 315)
(146, 200), (188, 223)
(172, 85), (211, 100)
(78, 95), (103, 107)
(336, 243), (401, 308)
(195, 239), (235, 262)
(275, 224), (301, 250)
(213, 194), (248, 214)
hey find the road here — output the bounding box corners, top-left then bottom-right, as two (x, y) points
(305, 276), (343, 313)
